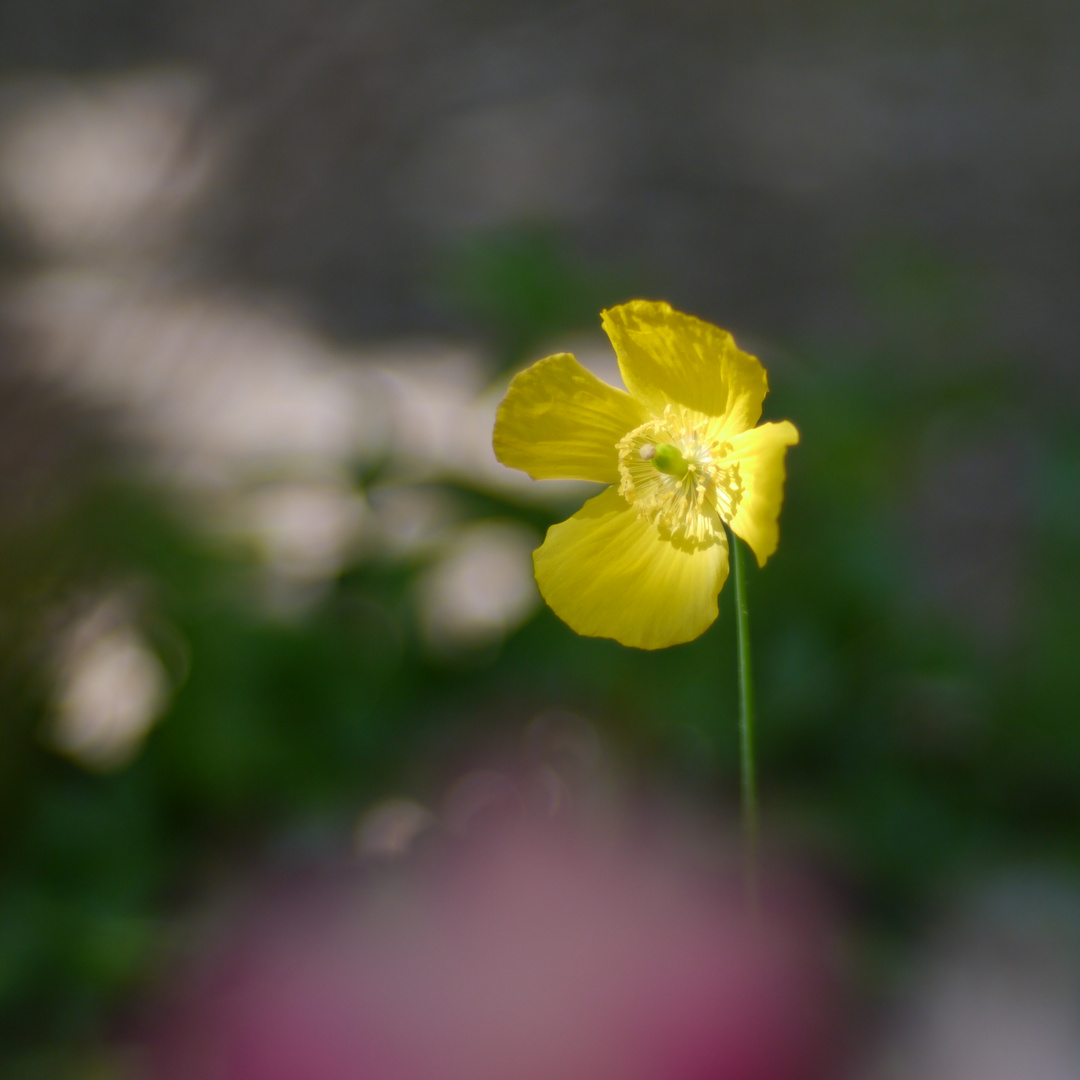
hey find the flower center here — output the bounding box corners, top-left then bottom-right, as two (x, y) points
(616, 405), (743, 546)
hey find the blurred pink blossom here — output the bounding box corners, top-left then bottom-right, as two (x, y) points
(147, 817), (840, 1080)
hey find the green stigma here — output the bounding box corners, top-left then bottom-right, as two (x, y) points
(652, 443), (689, 477)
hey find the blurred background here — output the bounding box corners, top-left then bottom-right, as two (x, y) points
(1, 0), (1079, 1076)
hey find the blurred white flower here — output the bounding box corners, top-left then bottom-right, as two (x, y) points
(417, 520), (540, 652)
(0, 71), (216, 259)
(236, 480), (370, 584)
(3, 270), (586, 510)
(49, 597), (170, 770)
(3, 273), (386, 490)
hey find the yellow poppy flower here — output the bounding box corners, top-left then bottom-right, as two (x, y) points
(493, 300), (799, 650)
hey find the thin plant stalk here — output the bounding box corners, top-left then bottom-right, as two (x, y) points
(729, 529), (760, 914)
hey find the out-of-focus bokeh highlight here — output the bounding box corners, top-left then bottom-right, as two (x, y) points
(0, 1), (1078, 1077)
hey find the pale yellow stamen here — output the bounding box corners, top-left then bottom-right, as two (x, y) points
(616, 404), (744, 547)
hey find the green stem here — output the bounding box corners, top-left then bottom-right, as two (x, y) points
(730, 530), (760, 914)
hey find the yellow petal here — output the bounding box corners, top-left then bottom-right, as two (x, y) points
(534, 486), (729, 649)
(494, 352), (648, 483)
(602, 300), (768, 431)
(724, 421), (800, 567)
